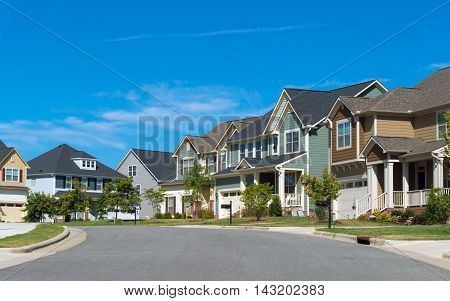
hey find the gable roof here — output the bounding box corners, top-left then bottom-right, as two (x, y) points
(336, 68), (450, 116)
(0, 139), (7, 149)
(228, 111), (273, 142)
(28, 144), (124, 178)
(361, 136), (445, 158)
(0, 139), (29, 168)
(130, 149), (176, 182)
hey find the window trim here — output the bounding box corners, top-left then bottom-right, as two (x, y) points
(128, 165), (137, 177)
(284, 129), (300, 154)
(336, 118), (352, 150)
(272, 136), (279, 155)
(182, 157), (194, 175)
(5, 168), (20, 182)
(436, 111), (448, 140)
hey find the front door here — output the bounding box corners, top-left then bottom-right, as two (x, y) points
(417, 167), (426, 190)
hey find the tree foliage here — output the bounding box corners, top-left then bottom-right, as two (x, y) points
(98, 177), (141, 223)
(241, 183), (272, 221)
(268, 195), (283, 217)
(58, 179), (92, 219)
(183, 160), (214, 218)
(23, 192), (58, 222)
(300, 169), (342, 203)
(142, 188), (166, 214)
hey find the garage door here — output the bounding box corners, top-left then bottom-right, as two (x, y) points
(0, 203), (26, 222)
(220, 191), (242, 218)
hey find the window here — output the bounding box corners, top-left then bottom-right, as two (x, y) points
(81, 177), (88, 189)
(284, 173), (296, 194)
(255, 141), (262, 159)
(248, 142), (254, 158)
(355, 181), (363, 188)
(263, 138), (269, 156)
(285, 130), (300, 154)
(220, 151), (226, 170)
(207, 155), (215, 173)
(240, 144), (246, 160)
(5, 168), (19, 182)
(167, 196), (175, 214)
(273, 137), (278, 155)
(55, 176), (66, 188)
(345, 183), (354, 189)
(182, 158), (194, 175)
(88, 178), (97, 191)
(82, 160), (86, 168)
(97, 178), (103, 191)
(135, 184), (142, 195)
(437, 112), (447, 139)
(128, 165), (137, 177)
(66, 176), (72, 189)
(337, 119), (351, 149)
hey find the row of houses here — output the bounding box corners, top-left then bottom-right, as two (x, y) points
(1, 67), (449, 222)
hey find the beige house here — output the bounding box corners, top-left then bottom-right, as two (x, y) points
(327, 67), (450, 218)
(0, 139), (30, 222)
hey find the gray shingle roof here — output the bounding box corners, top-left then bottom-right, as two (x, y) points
(228, 111), (272, 142)
(0, 147), (14, 164)
(0, 139), (7, 149)
(345, 68), (450, 114)
(28, 144), (124, 178)
(365, 136), (445, 158)
(131, 149), (176, 182)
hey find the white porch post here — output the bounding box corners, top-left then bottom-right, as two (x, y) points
(240, 174), (246, 191)
(278, 170), (285, 208)
(433, 157), (444, 189)
(253, 172), (259, 185)
(402, 162), (409, 208)
(384, 162), (394, 208)
(367, 165), (377, 210)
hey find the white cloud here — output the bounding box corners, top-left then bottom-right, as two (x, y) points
(428, 62), (450, 70)
(105, 24), (330, 42)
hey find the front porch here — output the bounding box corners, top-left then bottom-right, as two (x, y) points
(356, 157), (449, 216)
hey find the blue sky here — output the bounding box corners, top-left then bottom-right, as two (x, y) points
(0, 0), (449, 167)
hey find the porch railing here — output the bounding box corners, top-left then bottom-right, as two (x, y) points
(355, 193), (371, 216)
(407, 189), (430, 207)
(285, 193), (303, 208)
(393, 191), (405, 207)
(374, 192), (388, 211)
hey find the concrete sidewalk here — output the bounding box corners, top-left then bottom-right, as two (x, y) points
(0, 223), (36, 239)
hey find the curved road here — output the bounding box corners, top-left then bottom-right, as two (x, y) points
(1, 226), (449, 281)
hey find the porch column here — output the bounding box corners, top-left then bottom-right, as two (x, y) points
(433, 157), (444, 189)
(384, 162), (394, 208)
(278, 170), (285, 208)
(402, 162), (409, 208)
(240, 174), (246, 191)
(367, 165), (377, 210)
(253, 172), (259, 185)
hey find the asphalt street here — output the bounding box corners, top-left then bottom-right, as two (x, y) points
(1, 226), (449, 281)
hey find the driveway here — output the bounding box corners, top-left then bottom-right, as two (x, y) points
(0, 223), (36, 239)
(1, 226), (449, 281)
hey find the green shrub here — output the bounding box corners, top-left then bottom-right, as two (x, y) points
(182, 213), (187, 219)
(268, 196), (283, 217)
(241, 207), (253, 217)
(401, 209), (415, 219)
(315, 206), (326, 222)
(372, 210), (396, 223)
(413, 212), (428, 225)
(423, 189), (450, 224)
(154, 212), (163, 219)
(199, 208), (214, 219)
(391, 210), (403, 217)
(163, 212), (172, 219)
(357, 214), (366, 220)
(174, 213), (183, 219)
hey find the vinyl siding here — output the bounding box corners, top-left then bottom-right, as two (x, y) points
(332, 107), (357, 163)
(282, 154), (307, 170)
(362, 116), (374, 143)
(279, 111), (304, 155)
(116, 151), (159, 218)
(215, 177), (240, 191)
(359, 85), (384, 98)
(367, 144), (386, 162)
(377, 115), (414, 137)
(177, 141), (198, 179)
(269, 91), (290, 132)
(413, 112), (437, 142)
(0, 150), (28, 188)
(309, 126), (329, 178)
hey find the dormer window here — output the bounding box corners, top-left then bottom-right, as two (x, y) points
(437, 111), (447, 139)
(74, 159), (97, 170)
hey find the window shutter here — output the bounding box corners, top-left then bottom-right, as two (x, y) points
(180, 159), (183, 175)
(182, 197), (185, 214)
(218, 155), (221, 172)
(2, 168), (5, 181)
(165, 197), (168, 212)
(173, 197), (176, 215)
(205, 157), (208, 171)
(19, 170), (23, 183)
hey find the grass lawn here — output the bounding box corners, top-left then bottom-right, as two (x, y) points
(319, 225), (450, 240)
(64, 216), (391, 228)
(0, 224), (65, 248)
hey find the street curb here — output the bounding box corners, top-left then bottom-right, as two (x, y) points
(443, 252), (450, 260)
(313, 230), (385, 246)
(0, 226), (70, 253)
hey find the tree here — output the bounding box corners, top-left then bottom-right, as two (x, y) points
(98, 177), (141, 223)
(142, 188), (166, 216)
(183, 160), (214, 219)
(301, 169), (342, 229)
(268, 195), (283, 217)
(58, 179), (92, 221)
(23, 192), (58, 222)
(241, 183), (272, 221)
